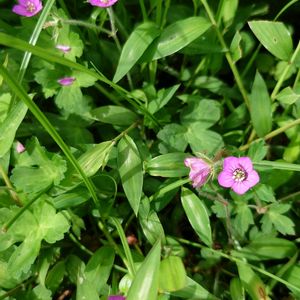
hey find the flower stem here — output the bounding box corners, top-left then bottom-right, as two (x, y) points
(200, 0), (250, 108)
(240, 117), (300, 151)
(0, 164), (22, 206)
(271, 41), (300, 100)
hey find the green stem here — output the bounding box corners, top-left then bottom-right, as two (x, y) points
(11, 0), (55, 107)
(69, 233), (94, 256)
(112, 121), (139, 143)
(110, 217), (136, 277)
(139, 0), (148, 22)
(0, 164), (22, 206)
(271, 41), (300, 100)
(2, 186), (50, 232)
(200, 0), (250, 108)
(240, 117), (300, 151)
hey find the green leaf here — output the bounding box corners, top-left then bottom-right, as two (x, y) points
(237, 262), (269, 300)
(185, 125), (224, 156)
(230, 277), (245, 300)
(181, 187), (212, 247)
(254, 184), (276, 203)
(0, 101), (27, 158)
(0, 93), (11, 123)
(77, 141), (114, 177)
(152, 17), (211, 60)
(233, 201), (254, 237)
(45, 261), (65, 293)
(284, 265), (300, 298)
(230, 31), (243, 63)
(247, 140), (268, 162)
(145, 153), (189, 177)
(91, 105), (138, 125)
(33, 200), (70, 244)
(180, 99), (221, 128)
(139, 197), (165, 245)
(76, 278), (99, 300)
(117, 135), (143, 215)
(171, 277), (218, 300)
(113, 22), (160, 82)
(234, 237), (297, 261)
(249, 72), (272, 137)
(8, 233), (41, 279)
(261, 203), (295, 235)
(127, 240), (161, 300)
(57, 31), (84, 61)
(159, 256), (186, 292)
(157, 124), (188, 153)
(248, 21), (293, 61)
(276, 86), (300, 105)
(85, 246), (115, 293)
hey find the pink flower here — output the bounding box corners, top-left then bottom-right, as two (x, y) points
(57, 77), (75, 86)
(108, 296), (126, 300)
(88, 0), (118, 8)
(16, 141), (25, 153)
(218, 156), (259, 195)
(12, 0), (43, 17)
(56, 45), (71, 53)
(184, 157), (212, 188)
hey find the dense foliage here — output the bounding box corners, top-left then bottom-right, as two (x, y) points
(0, 0), (300, 299)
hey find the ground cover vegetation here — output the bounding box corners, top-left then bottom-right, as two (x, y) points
(0, 0), (300, 299)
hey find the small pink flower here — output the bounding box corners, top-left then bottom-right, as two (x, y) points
(88, 0), (118, 8)
(108, 296), (126, 300)
(218, 156), (259, 195)
(12, 0), (43, 17)
(16, 141), (25, 153)
(57, 77), (75, 86)
(184, 157), (212, 188)
(56, 45), (71, 53)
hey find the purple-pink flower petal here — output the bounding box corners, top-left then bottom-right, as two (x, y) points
(57, 77), (75, 86)
(218, 156), (259, 195)
(56, 45), (71, 53)
(88, 0), (118, 7)
(12, 0), (43, 17)
(108, 296), (126, 300)
(16, 141), (26, 153)
(184, 157), (211, 188)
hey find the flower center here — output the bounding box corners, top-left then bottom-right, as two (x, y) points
(100, 0), (109, 3)
(26, 1), (36, 12)
(232, 168), (247, 182)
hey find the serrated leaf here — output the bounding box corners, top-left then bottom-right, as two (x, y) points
(276, 87), (300, 105)
(117, 135), (143, 215)
(152, 17), (211, 60)
(233, 201), (254, 237)
(181, 187), (212, 247)
(113, 22), (160, 82)
(33, 200), (70, 243)
(249, 72), (272, 137)
(248, 21), (293, 61)
(127, 240), (161, 300)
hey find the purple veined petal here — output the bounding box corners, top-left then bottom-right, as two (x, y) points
(57, 77), (75, 86)
(237, 157), (254, 172)
(246, 169), (260, 187)
(222, 156), (240, 171)
(88, 0), (118, 7)
(12, 4), (30, 16)
(231, 181), (251, 195)
(18, 0), (28, 5)
(218, 170), (234, 188)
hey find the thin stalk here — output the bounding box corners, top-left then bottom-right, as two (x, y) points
(161, 0), (171, 28)
(0, 164), (22, 206)
(11, 0), (55, 107)
(112, 121), (139, 143)
(200, 0), (250, 109)
(156, 0), (163, 27)
(293, 68), (300, 89)
(271, 41), (300, 100)
(69, 233), (94, 256)
(240, 117), (300, 151)
(2, 186), (50, 232)
(139, 0), (148, 22)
